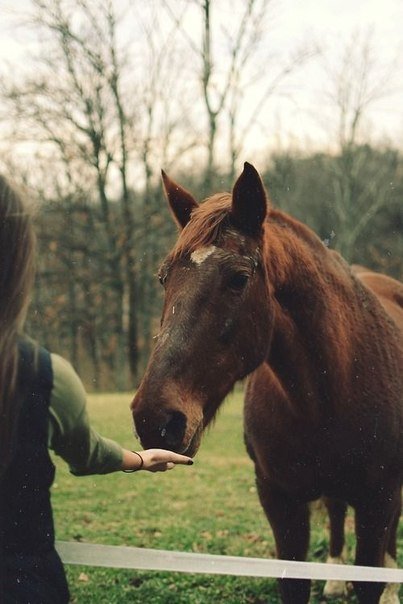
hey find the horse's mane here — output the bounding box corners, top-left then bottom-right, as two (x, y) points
(171, 193), (232, 259)
(268, 209), (327, 253)
(170, 192), (334, 281)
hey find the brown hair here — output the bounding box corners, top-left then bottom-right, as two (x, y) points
(0, 175), (36, 476)
(170, 193), (232, 260)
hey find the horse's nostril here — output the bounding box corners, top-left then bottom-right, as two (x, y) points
(159, 411), (187, 450)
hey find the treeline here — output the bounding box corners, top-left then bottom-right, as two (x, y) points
(1, 1), (401, 389)
(28, 179), (175, 390)
(27, 143), (403, 390)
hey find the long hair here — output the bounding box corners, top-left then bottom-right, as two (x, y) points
(0, 175), (36, 477)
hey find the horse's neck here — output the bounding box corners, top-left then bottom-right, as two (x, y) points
(264, 214), (356, 412)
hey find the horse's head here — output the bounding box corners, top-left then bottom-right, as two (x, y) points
(131, 163), (273, 456)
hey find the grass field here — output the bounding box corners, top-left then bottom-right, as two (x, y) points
(51, 390), (402, 603)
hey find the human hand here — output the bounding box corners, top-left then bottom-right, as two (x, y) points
(121, 448), (193, 473)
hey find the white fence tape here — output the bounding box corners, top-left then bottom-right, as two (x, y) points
(55, 541), (403, 583)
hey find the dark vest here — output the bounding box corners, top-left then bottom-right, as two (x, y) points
(0, 341), (69, 604)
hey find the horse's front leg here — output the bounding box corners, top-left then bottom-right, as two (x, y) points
(379, 490), (402, 604)
(353, 488), (401, 604)
(256, 476), (311, 604)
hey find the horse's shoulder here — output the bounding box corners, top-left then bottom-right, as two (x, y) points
(354, 269), (403, 299)
(354, 268), (403, 335)
(353, 269), (403, 307)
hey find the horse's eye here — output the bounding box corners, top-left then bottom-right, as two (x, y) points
(227, 272), (249, 291)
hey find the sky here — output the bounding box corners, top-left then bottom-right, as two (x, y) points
(262, 0), (403, 150)
(0, 0), (402, 156)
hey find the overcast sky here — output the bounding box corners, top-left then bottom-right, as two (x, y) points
(260, 0), (403, 149)
(0, 0), (402, 154)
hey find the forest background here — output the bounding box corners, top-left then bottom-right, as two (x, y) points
(0, 0), (402, 390)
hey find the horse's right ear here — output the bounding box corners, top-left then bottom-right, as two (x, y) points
(161, 170), (199, 229)
(231, 162), (267, 237)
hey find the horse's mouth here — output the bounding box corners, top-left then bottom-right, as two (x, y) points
(180, 421), (204, 457)
(134, 415), (204, 457)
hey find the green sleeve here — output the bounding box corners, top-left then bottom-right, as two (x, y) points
(48, 353), (123, 476)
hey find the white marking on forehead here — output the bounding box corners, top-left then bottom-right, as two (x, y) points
(190, 245), (217, 265)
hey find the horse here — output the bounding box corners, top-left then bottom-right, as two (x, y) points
(131, 162), (403, 604)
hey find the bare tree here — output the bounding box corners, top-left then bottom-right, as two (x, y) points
(200, 0), (273, 187)
(0, 0), (194, 384)
(162, 0), (317, 187)
(0, 0), (200, 387)
(321, 31), (398, 260)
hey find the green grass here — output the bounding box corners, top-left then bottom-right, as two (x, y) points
(51, 391), (401, 603)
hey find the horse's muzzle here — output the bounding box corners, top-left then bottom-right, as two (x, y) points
(132, 406), (189, 452)
(158, 410), (187, 451)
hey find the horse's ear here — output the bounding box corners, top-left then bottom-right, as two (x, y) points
(161, 170), (199, 229)
(231, 162), (267, 236)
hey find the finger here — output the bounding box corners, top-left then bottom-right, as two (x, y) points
(148, 449), (194, 466)
(167, 453), (193, 465)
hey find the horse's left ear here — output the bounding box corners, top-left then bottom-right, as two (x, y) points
(161, 170), (199, 229)
(231, 162), (268, 236)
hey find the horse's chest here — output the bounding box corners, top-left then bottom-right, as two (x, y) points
(244, 406), (389, 501)
(244, 391), (354, 496)
(246, 425), (357, 499)
(244, 410), (320, 492)
(244, 361), (402, 498)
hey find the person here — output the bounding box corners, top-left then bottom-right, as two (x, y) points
(0, 174), (193, 604)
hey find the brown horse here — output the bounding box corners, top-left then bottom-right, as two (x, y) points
(131, 163), (403, 604)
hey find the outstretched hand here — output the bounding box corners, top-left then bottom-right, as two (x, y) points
(121, 448), (193, 473)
